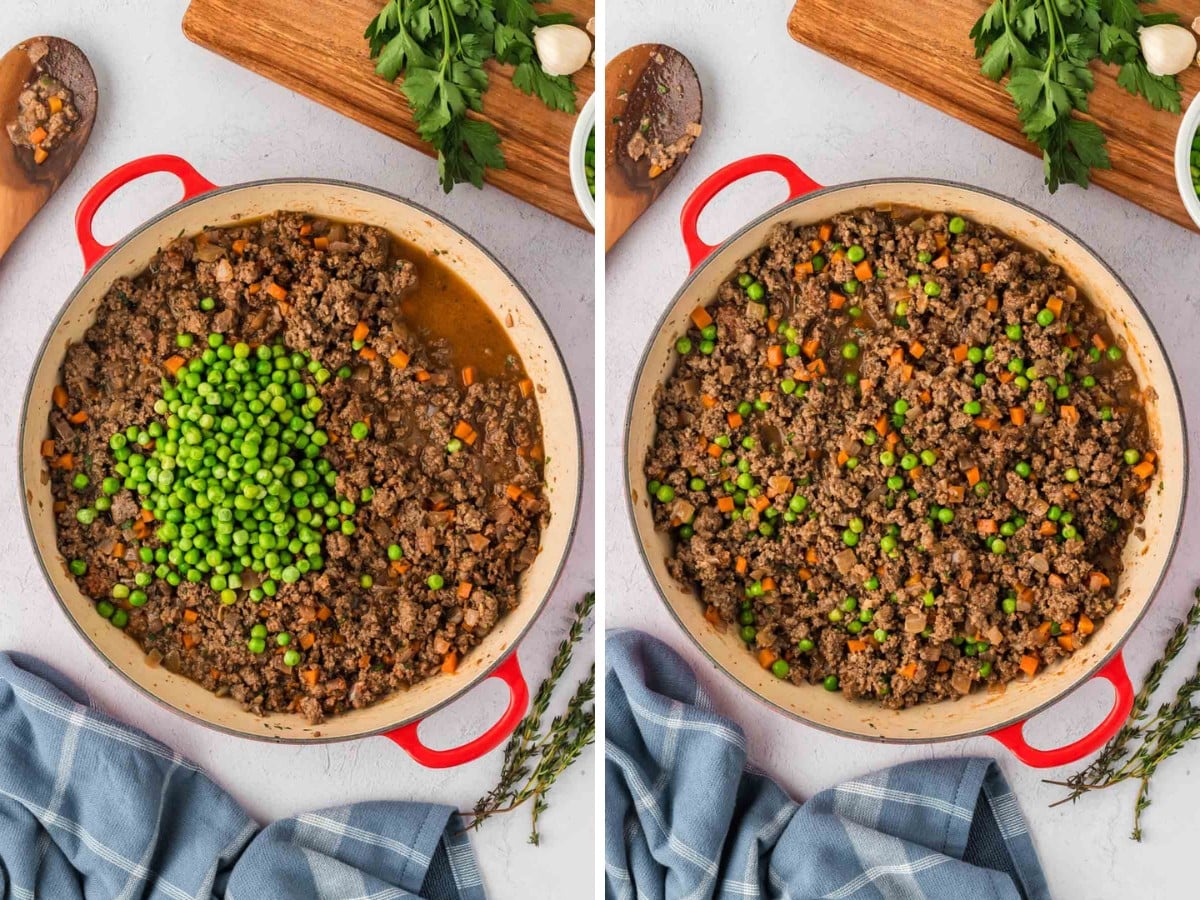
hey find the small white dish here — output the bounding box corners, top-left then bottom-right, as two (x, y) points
(1172, 89), (1200, 229)
(569, 92), (596, 227)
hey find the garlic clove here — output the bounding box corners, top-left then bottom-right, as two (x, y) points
(1139, 23), (1197, 77)
(533, 24), (593, 77)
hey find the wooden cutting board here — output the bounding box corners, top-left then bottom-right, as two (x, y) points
(788, 2), (1200, 233)
(183, 0), (594, 230)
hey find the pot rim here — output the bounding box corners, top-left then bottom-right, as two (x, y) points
(20, 175), (585, 744)
(623, 174), (1189, 744)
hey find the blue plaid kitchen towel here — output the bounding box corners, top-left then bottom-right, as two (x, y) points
(0, 651), (486, 900)
(606, 630), (1051, 900)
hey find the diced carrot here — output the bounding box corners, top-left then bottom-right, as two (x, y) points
(29, 126), (47, 145)
(505, 484), (524, 502)
(794, 261), (814, 277)
(997, 371), (1014, 385)
(56, 453), (74, 470)
(977, 518), (997, 534)
(767, 317), (778, 334)
(32, 146), (48, 165)
(302, 667), (319, 685)
(312, 236), (330, 250)
(952, 344), (968, 363)
(1048, 574), (1066, 589)
(1088, 572), (1111, 591)
(985, 297), (999, 312)
(909, 340), (926, 359)
(1038, 521), (1057, 536)
(808, 358), (827, 376)
(316, 605), (332, 622)
(708, 443), (723, 459)
(932, 252), (950, 270)
(974, 417), (998, 431)
(183, 609), (199, 623)
(901, 364), (913, 382)
(828, 292), (846, 310)
(353, 321), (370, 342)
(936, 659), (951, 673)
(164, 356), (186, 376)
(802, 338), (820, 359)
(300, 633), (316, 649)
(805, 547), (818, 565)
(52, 385), (68, 409)
(442, 651), (458, 674)
(751, 495), (770, 513)
(690, 305), (714, 330)
(68, 410), (88, 424)
(1060, 619), (1075, 635)
(1133, 460), (1155, 479)
(1010, 407), (1026, 426)
(299, 223), (313, 237)
(965, 467), (980, 487)
(390, 560), (410, 575)
(132, 521), (147, 539)
(727, 412), (743, 428)
(874, 414), (889, 437)
(112, 542), (125, 559)
(1019, 655), (1039, 676)
(947, 485), (965, 503)
(757, 648), (777, 669)
(934, 233), (948, 249)
(761, 577), (776, 592)
(182, 634), (199, 650)
(462, 366), (476, 387)
(454, 420), (475, 441)
(1091, 333), (1108, 351)
(1063, 333), (1081, 349)
(919, 390), (932, 404)
(888, 347), (904, 367)
(798, 568), (813, 581)
(232, 239), (248, 255)
(886, 432), (900, 446)
(1046, 297), (1063, 317)
(48, 97), (63, 114)
(836, 449), (850, 467)
(854, 260), (874, 282)
(457, 581), (473, 600)
(899, 663), (918, 679)
(980, 262), (994, 274)
(809, 239), (823, 252)
(266, 282), (288, 301)
(1057, 635), (1075, 651)
(766, 346), (784, 368)
(41, 439), (55, 458)
(359, 347), (378, 361)
(847, 639), (868, 653)
(705, 604), (721, 625)
(248, 283), (261, 294)
(735, 556), (747, 574)
(818, 224), (832, 241)
(717, 496), (735, 512)
(1078, 614), (1095, 635)
(388, 350), (410, 369)
(1060, 405), (1078, 425)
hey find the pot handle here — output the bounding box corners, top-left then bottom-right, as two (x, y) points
(76, 155), (219, 272)
(383, 651), (529, 768)
(989, 651), (1134, 768)
(679, 154), (823, 271)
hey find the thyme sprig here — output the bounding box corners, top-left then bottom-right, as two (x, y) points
(1047, 587), (1200, 840)
(466, 592), (595, 844)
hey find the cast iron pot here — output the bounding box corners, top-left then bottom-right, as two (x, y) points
(625, 154), (1187, 768)
(20, 155), (583, 767)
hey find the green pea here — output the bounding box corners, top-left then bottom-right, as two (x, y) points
(655, 485), (675, 503)
(283, 649), (301, 667)
(351, 421), (369, 440)
(967, 346), (983, 364)
(675, 337), (693, 355)
(963, 400), (981, 416)
(847, 245), (866, 263)
(1002, 597), (1017, 615)
(1036, 308), (1055, 327)
(948, 216), (966, 234)
(1107, 345), (1123, 361)
(842, 342), (859, 360)
(923, 281), (941, 297)
(741, 625), (757, 642)
(747, 282), (766, 302)
(1064, 467), (1080, 483)
(1005, 323), (1023, 341)
(1015, 461), (1031, 478)
(798, 638), (815, 653)
(823, 675), (840, 691)
(771, 659), (790, 679)
(1123, 449), (1141, 465)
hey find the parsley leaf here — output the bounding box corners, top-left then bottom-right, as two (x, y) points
(970, 0), (1181, 192)
(366, 0), (583, 192)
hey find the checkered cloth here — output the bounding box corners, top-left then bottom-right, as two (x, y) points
(0, 652), (486, 900)
(606, 630), (1051, 900)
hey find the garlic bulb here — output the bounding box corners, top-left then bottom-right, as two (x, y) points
(533, 24), (592, 77)
(1139, 23), (1196, 77)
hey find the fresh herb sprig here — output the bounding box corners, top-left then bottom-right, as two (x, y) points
(365, 0), (579, 192)
(969, 0), (1182, 192)
(1047, 587), (1200, 840)
(466, 592), (595, 844)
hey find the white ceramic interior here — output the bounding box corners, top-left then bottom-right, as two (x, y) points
(626, 179), (1187, 743)
(570, 93), (596, 227)
(21, 178), (583, 742)
(1173, 90), (1200, 230)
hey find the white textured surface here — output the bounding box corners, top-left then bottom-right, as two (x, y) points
(0, 2), (595, 896)
(607, 2), (1200, 896)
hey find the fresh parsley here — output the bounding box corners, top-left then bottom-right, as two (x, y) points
(366, 0), (580, 192)
(970, 0), (1182, 192)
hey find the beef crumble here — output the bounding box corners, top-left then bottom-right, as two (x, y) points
(48, 213), (547, 723)
(646, 209), (1157, 706)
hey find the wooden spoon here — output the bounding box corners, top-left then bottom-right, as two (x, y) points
(605, 44), (702, 253)
(0, 37), (97, 262)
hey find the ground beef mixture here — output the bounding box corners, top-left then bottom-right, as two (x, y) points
(7, 48), (78, 165)
(48, 213), (546, 723)
(646, 208), (1157, 707)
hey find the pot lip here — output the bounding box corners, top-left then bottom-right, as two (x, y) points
(623, 174), (1190, 744)
(19, 175), (585, 745)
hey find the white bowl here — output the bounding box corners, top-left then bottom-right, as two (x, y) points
(1172, 90), (1200, 228)
(569, 92), (596, 227)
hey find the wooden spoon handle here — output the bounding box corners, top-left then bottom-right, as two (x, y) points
(76, 154), (218, 270)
